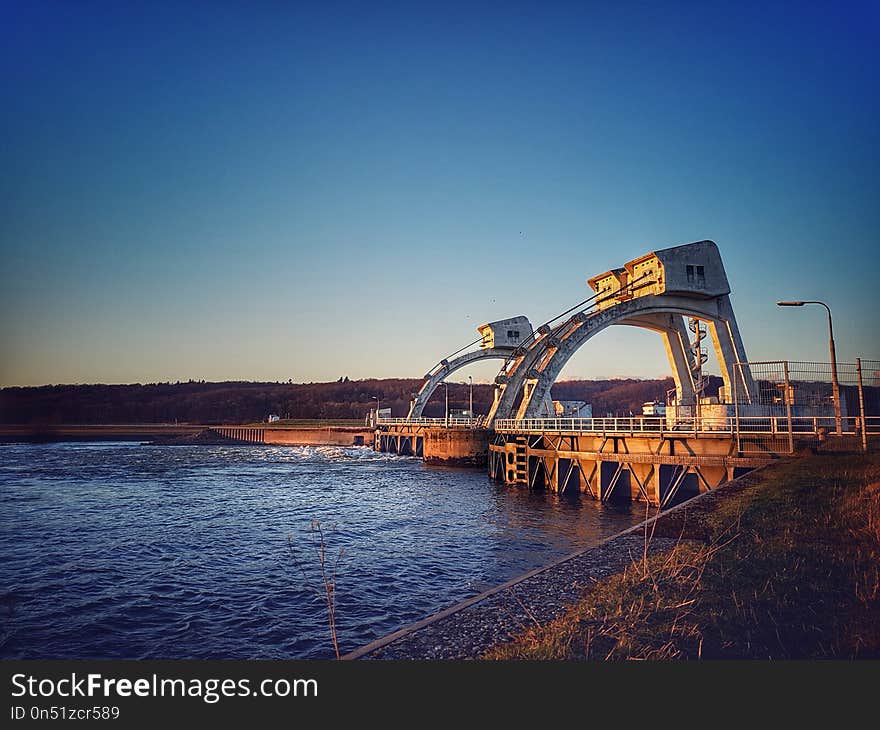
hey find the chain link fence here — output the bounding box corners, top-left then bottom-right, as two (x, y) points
(731, 358), (878, 454)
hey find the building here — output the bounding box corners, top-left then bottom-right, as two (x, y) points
(477, 316), (533, 350)
(587, 240), (731, 309)
(642, 401), (666, 416)
(553, 400), (591, 418)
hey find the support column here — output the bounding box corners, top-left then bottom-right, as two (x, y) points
(662, 314), (697, 406)
(707, 295), (758, 404)
(652, 464), (663, 505)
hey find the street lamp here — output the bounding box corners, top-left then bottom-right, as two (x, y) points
(468, 375), (473, 422)
(371, 395), (380, 425)
(439, 382), (449, 427)
(777, 300), (841, 434)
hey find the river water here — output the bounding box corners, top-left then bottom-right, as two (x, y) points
(0, 442), (646, 659)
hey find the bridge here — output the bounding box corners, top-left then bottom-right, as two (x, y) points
(375, 240), (878, 505)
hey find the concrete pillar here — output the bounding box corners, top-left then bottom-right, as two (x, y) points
(663, 315), (697, 406)
(652, 465), (662, 505)
(423, 427), (490, 467)
(707, 295), (758, 404)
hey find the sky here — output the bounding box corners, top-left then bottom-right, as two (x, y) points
(1, 0), (878, 387)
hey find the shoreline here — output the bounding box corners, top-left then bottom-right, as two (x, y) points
(345, 450), (880, 660)
(343, 464), (773, 660)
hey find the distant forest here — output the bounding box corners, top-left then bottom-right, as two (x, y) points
(0, 376), (689, 425)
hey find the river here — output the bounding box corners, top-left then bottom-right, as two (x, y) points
(0, 442), (647, 659)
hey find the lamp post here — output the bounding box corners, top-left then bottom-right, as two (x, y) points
(371, 395), (380, 425)
(440, 382), (449, 427)
(777, 300), (841, 434)
(468, 375), (473, 422)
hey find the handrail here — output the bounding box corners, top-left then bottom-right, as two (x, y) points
(376, 415), (880, 435)
(493, 415), (880, 436)
(377, 417), (480, 426)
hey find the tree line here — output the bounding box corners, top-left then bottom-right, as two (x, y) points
(0, 377), (681, 425)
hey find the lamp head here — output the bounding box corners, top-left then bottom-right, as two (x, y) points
(776, 301), (805, 307)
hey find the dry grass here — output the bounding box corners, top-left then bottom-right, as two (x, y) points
(485, 452), (880, 660)
(288, 520), (345, 659)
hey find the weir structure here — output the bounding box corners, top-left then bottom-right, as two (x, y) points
(375, 240), (876, 505)
(407, 316), (537, 420)
(487, 240), (757, 424)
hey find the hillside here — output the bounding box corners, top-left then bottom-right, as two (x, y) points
(0, 376), (686, 426)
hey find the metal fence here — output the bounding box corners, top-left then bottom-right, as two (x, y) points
(495, 357), (880, 455)
(731, 358), (878, 453)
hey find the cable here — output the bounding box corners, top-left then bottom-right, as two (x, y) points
(437, 269), (660, 381)
(443, 337), (484, 360)
(502, 272), (658, 371)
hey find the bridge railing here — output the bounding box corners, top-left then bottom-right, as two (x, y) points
(493, 415), (880, 436)
(495, 417), (671, 433)
(377, 415), (880, 434)
(376, 417), (480, 427)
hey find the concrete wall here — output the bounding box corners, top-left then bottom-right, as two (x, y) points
(424, 427), (491, 467)
(264, 428), (374, 447)
(213, 426), (374, 447)
(0, 424), (202, 443)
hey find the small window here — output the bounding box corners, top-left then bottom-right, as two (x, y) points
(686, 265), (694, 283)
(696, 265), (705, 286)
(507, 329), (520, 340)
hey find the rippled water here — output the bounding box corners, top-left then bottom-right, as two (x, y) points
(0, 442), (646, 659)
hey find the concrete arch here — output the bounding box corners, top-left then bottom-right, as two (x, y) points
(486, 294), (757, 424)
(407, 348), (512, 419)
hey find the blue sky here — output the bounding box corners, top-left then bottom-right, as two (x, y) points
(1, 1), (878, 386)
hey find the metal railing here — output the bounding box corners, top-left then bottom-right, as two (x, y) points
(495, 416), (670, 433)
(376, 417), (480, 427)
(374, 357), (879, 453)
(494, 415), (880, 436)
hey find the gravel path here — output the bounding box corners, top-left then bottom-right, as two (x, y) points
(349, 534), (680, 660)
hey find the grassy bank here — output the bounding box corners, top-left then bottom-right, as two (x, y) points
(485, 452), (880, 660)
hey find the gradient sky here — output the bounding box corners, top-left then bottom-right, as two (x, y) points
(2, 1), (878, 387)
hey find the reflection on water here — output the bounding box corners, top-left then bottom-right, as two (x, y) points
(0, 442), (646, 659)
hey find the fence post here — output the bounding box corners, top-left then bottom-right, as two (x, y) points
(783, 360), (794, 454)
(733, 361), (741, 455)
(856, 358), (868, 452)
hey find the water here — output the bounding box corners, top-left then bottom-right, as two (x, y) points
(0, 442), (646, 659)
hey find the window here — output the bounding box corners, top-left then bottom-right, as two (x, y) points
(687, 265), (705, 286)
(507, 329), (520, 339)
